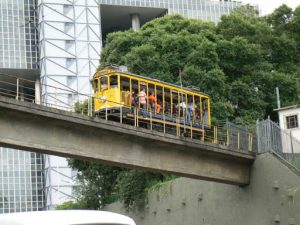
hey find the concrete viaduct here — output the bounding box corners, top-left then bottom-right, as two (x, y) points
(0, 96), (255, 186)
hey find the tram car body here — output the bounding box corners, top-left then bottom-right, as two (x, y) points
(92, 66), (211, 136)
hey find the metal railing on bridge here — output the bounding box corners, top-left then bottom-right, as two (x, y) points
(256, 118), (300, 168)
(0, 73), (257, 153)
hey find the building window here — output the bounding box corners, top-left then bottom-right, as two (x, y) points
(286, 115), (298, 129)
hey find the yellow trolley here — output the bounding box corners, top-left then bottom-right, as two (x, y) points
(92, 66), (211, 138)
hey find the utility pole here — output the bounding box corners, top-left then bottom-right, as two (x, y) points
(276, 87), (281, 109)
(179, 69), (186, 134)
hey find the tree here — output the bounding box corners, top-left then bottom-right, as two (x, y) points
(100, 15), (218, 81)
(68, 160), (124, 209)
(267, 4), (294, 34)
(269, 35), (299, 72)
(217, 5), (272, 44)
(217, 37), (264, 80)
(293, 6), (300, 42)
(67, 159), (173, 210)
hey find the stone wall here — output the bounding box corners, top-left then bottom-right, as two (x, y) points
(105, 153), (300, 225)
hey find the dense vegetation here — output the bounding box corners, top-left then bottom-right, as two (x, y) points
(59, 5), (300, 210)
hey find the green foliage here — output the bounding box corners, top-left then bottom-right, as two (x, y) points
(74, 98), (93, 115)
(67, 158), (175, 210)
(55, 201), (87, 210)
(116, 170), (173, 210)
(217, 37), (263, 80)
(68, 160), (124, 209)
(69, 4), (300, 212)
(267, 4), (294, 34)
(101, 15), (218, 83)
(218, 5), (272, 44)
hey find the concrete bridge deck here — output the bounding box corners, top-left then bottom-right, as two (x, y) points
(0, 96), (255, 185)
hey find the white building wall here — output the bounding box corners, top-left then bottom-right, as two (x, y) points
(37, 0), (101, 209)
(38, 0), (101, 110)
(44, 156), (76, 209)
(278, 107), (300, 153)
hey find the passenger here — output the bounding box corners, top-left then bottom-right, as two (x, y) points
(187, 102), (194, 122)
(156, 100), (162, 114)
(165, 102), (171, 115)
(131, 90), (138, 113)
(139, 88), (147, 116)
(194, 100), (201, 123)
(195, 107), (200, 120)
(177, 101), (187, 117)
(172, 104), (178, 117)
(203, 106), (208, 125)
(148, 92), (156, 111)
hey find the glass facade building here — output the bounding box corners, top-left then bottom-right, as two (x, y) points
(0, 0), (43, 214)
(0, 149), (44, 213)
(0, 0), (38, 69)
(100, 0), (242, 24)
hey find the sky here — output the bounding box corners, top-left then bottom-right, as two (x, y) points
(240, 0), (300, 15)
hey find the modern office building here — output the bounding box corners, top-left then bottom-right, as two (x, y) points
(0, 0), (43, 213)
(0, 149), (44, 213)
(0, 0), (246, 212)
(0, 0), (74, 212)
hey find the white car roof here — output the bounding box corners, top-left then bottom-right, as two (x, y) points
(0, 210), (136, 225)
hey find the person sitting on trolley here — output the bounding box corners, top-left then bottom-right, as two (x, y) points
(156, 100), (162, 114)
(131, 90), (138, 113)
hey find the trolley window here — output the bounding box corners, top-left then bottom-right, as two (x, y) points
(202, 97), (209, 125)
(148, 83), (156, 112)
(120, 76), (130, 91)
(100, 77), (108, 91)
(110, 75), (118, 89)
(120, 76), (130, 106)
(156, 86), (163, 114)
(187, 94), (194, 122)
(164, 88), (171, 115)
(171, 90), (179, 118)
(93, 79), (99, 92)
(131, 79), (139, 107)
(194, 96), (201, 124)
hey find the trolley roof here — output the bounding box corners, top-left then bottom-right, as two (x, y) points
(93, 68), (210, 97)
